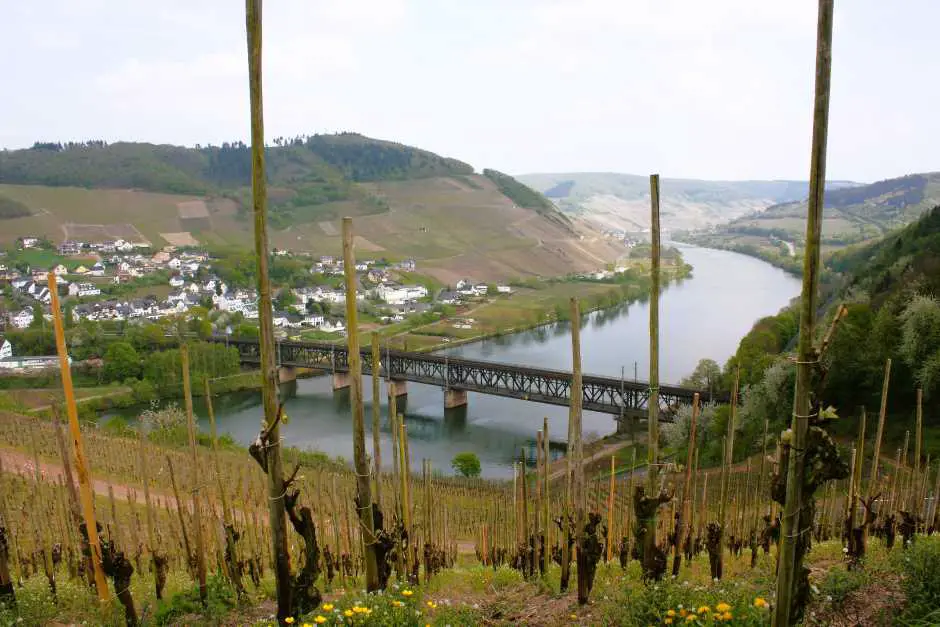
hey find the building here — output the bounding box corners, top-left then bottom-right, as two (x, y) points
(375, 283), (428, 305)
(0, 339), (67, 371)
(69, 283), (101, 298)
(11, 310), (33, 329)
(18, 237), (40, 249)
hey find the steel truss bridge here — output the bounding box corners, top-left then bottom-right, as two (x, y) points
(211, 337), (726, 421)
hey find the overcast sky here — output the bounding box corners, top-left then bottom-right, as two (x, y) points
(0, 0), (936, 182)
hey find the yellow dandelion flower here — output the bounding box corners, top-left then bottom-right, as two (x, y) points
(322, 603), (334, 611)
(285, 618), (295, 625)
(303, 623), (313, 627)
(402, 589), (414, 597)
(722, 611), (732, 621)
(697, 606), (710, 614)
(716, 602), (731, 613)
(343, 609), (353, 617)
(667, 609), (676, 617)
(665, 619), (673, 625)
(680, 609), (688, 617)
(354, 606), (369, 614)
(685, 615), (696, 623)
(570, 613), (578, 619)
(393, 600), (404, 607)
(314, 618), (327, 625)
(754, 597), (768, 608)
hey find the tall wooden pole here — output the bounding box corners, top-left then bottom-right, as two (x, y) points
(48, 273), (109, 601)
(245, 1), (292, 620)
(607, 455), (616, 562)
(542, 417), (550, 555)
(182, 345), (208, 602)
(648, 174), (661, 498)
(343, 217), (379, 591)
(674, 393), (699, 575)
(371, 334), (383, 508)
(774, 0), (833, 623)
(868, 360), (892, 501)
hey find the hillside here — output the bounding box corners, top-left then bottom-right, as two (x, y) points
(517, 171), (859, 232)
(685, 172), (940, 267)
(0, 135), (618, 281)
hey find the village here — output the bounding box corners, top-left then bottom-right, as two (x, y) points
(0, 236), (514, 368)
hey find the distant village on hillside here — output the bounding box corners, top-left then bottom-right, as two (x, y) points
(0, 235), (515, 369)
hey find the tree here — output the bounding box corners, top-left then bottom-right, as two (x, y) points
(681, 358), (722, 392)
(103, 341), (141, 382)
(64, 301), (76, 328)
(305, 299), (321, 315)
(451, 452), (481, 478)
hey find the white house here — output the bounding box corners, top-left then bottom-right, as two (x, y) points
(375, 283), (428, 305)
(0, 340), (11, 360)
(167, 258), (182, 270)
(89, 262), (105, 277)
(302, 313), (325, 327)
(19, 237), (40, 249)
(52, 264), (68, 276)
(11, 310), (34, 329)
(320, 319), (346, 333)
(169, 275), (185, 288)
(69, 283), (101, 298)
(496, 285), (513, 294)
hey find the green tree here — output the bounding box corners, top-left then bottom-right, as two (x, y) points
(681, 358), (722, 391)
(451, 452), (482, 478)
(29, 302), (44, 329)
(103, 341), (141, 382)
(64, 301), (76, 328)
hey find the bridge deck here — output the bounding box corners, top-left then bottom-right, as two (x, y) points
(213, 337), (726, 419)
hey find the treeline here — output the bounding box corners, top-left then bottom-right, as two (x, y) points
(482, 169), (573, 231)
(0, 133), (473, 203)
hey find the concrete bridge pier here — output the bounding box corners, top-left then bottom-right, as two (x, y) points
(444, 388), (468, 410)
(279, 366), (297, 384)
(388, 379), (408, 400)
(333, 372), (350, 391)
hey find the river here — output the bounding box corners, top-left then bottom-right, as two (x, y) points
(149, 245), (800, 478)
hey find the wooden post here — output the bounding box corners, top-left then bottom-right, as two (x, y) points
(607, 455), (616, 563)
(244, 1), (292, 620)
(182, 346), (208, 602)
(648, 174), (661, 498)
(371, 334), (383, 508)
(674, 393), (698, 576)
(48, 273), (109, 602)
(342, 217), (379, 591)
(774, 0), (834, 622)
(542, 417), (550, 555)
(166, 456), (193, 579)
(399, 423), (412, 577)
(868, 359), (892, 502)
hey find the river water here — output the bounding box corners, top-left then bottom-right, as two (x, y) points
(148, 245), (800, 478)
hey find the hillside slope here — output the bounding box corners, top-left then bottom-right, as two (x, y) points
(518, 172), (859, 232)
(0, 135), (618, 281)
(687, 172), (940, 264)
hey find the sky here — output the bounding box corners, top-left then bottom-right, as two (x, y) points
(0, 0), (936, 182)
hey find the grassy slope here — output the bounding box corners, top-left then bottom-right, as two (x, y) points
(0, 137), (618, 279)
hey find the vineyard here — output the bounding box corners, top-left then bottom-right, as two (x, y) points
(2, 0), (939, 625)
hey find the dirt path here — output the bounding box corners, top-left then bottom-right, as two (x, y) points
(0, 447), (178, 510)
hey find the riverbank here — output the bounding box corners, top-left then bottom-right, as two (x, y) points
(674, 234), (803, 276)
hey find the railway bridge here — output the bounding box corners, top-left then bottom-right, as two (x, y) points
(210, 337), (726, 429)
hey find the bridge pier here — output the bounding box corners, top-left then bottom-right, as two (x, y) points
(279, 366), (297, 384)
(333, 372), (350, 391)
(444, 388), (468, 410)
(388, 379), (408, 399)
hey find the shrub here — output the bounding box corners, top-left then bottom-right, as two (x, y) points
(897, 536), (940, 623)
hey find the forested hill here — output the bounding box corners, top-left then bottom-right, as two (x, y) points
(700, 205), (940, 465)
(0, 133), (474, 196)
